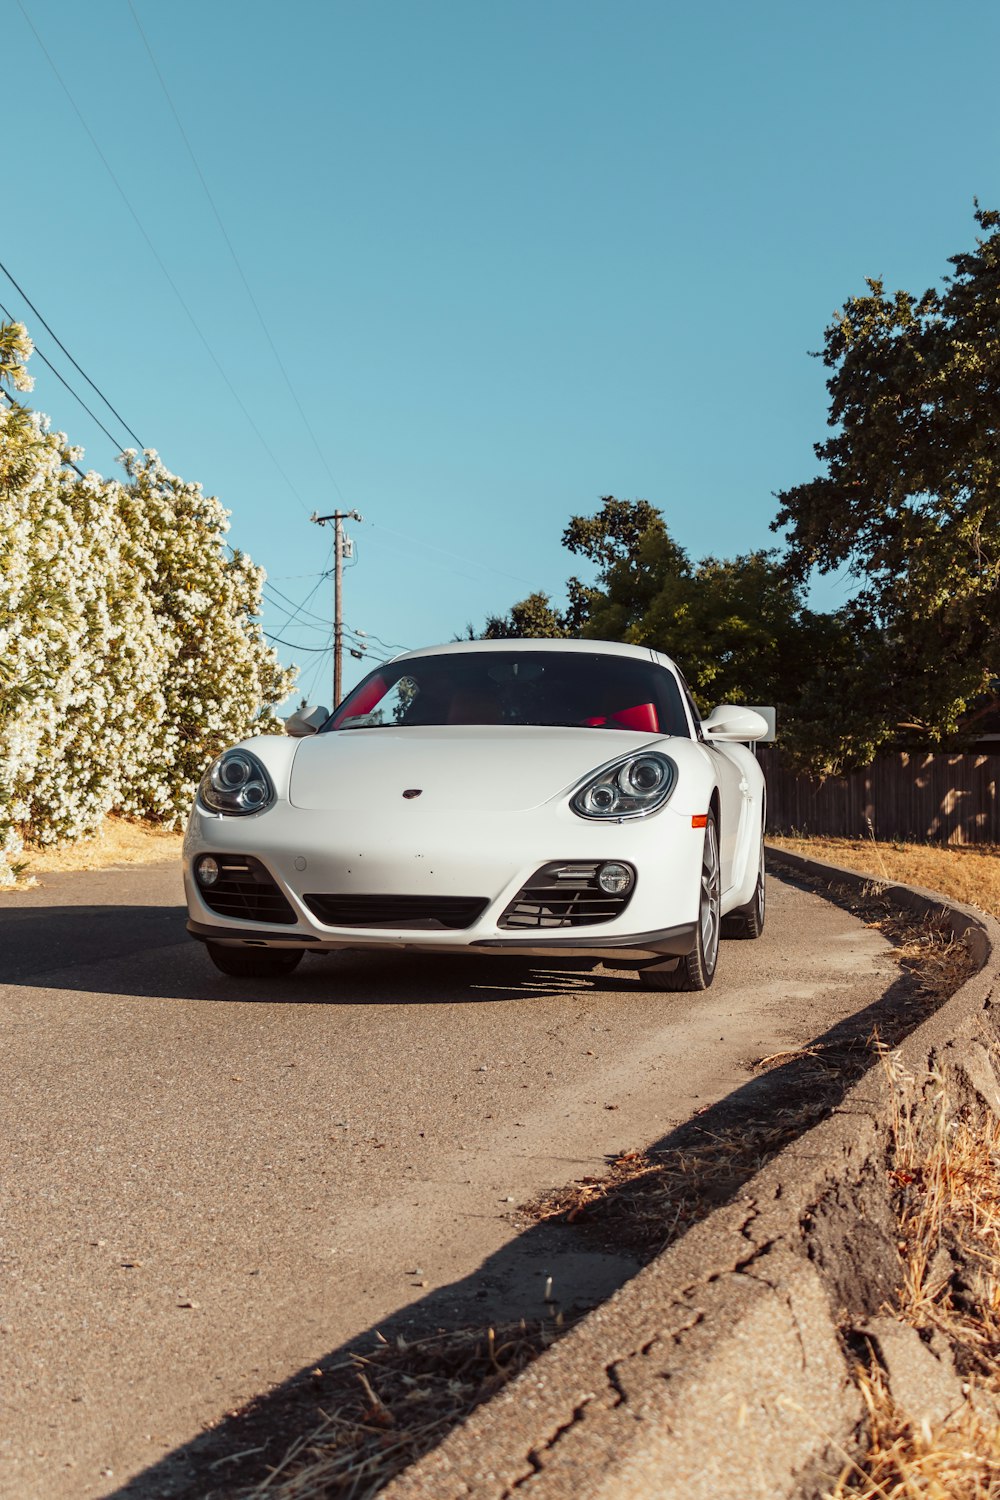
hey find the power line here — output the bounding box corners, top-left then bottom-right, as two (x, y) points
(261, 605), (389, 660)
(261, 546), (334, 647)
(263, 579), (407, 658)
(343, 629), (391, 659)
(0, 258), (144, 447)
(263, 632), (335, 654)
(262, 596), (331, 644)
(295, 645), (334, 705)
(263, 579), (334, 630)
(264, 629), (388, 665)
(228, 541), (330, 639)
(261, 597), (332, 634)
(1, 329), (400, 667)
(350, 627), (409, 653)
(0, 386), (86, 478)
(0, 294), (130, 453)
(262, 575), (330, 633)
(263, 553), (405, 668)
(267, 569), (330, 581)
(15, 0), (312, 516)
(127, 0), (347, 506)
(263, 578), (330, 638)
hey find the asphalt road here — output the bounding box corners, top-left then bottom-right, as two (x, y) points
(0, 858), (897, 1498)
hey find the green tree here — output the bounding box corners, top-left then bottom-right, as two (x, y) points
(481, 590), (569, 639)
(477, 497), (853, 765)
(479, 498), (669, 638)
(774, 205), (1000, 752)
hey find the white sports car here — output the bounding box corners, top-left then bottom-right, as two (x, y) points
(184, 639), (769, 990)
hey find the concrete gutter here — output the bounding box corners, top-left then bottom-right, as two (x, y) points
(382, 848), (1000, 1500)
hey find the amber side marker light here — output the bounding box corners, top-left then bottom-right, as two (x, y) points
(691, 813), (708, 828)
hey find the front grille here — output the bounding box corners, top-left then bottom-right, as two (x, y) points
(198, 855), (297, 925)
(303, 894), (489, 930)
(498, 862), (636, 929)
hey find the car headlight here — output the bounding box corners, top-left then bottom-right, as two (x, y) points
(572, 752), (677, 820)
(198, 749), (275, 816)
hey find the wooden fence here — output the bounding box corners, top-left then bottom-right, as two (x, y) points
(758, 747), (1000, 846)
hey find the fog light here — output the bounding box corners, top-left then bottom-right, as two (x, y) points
(196, 855), (220, 887)
(598, 862), (633, 895)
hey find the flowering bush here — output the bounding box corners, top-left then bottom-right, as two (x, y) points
(0, 322), (294, 884)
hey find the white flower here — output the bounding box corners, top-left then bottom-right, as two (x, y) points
(0, 322), (294, 883)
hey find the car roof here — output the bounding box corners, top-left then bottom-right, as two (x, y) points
(390, 638), (678, 669)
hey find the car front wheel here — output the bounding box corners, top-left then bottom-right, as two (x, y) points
(640, 809), (721, 992)
(205, 943), (304, 979)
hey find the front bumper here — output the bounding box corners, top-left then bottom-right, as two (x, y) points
(185, 916), (699, 960)
(183, 801), (704, 960)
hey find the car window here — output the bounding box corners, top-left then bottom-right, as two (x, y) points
(336, 675), (419, 728)
(327, 652), (691, 736)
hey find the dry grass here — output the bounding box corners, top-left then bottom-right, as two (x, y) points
(769, 834), (1000, 922)
(867, 902), (979, 1004)
(523, 1117), (828, 1261)
(233, 1320), (568, 1500)
(829, 1053), (1000, 1498)
(18, 815), (182, 882)
(890, 1080), (1000, 1347)
(829, 1360), (1000, 1498)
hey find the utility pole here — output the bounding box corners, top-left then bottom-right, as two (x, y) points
(310, 509), (362, 706)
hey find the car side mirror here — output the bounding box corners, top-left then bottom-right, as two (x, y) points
(702, 705), (770, 742)
(284, 704), (329, 737)
(745, 706), (777, 742)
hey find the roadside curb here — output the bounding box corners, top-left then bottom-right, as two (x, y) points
(767, 844), (993, 966)
(381, 848), (1000, 1500)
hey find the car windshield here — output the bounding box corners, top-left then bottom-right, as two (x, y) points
(325, 651), (690, 736)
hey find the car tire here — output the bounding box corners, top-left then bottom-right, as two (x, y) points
(640, 808), (721, 992)
(722, 839), (766, 940)
(205, 943), (304, 979)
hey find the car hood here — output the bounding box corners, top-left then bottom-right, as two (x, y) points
(287, 725), (669, 814)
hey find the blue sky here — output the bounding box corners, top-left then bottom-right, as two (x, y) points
(5, 0), (1000, 706)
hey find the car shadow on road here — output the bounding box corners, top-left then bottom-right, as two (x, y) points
(105, 952), (935, 1500)
(0, 901), (653, 1003)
